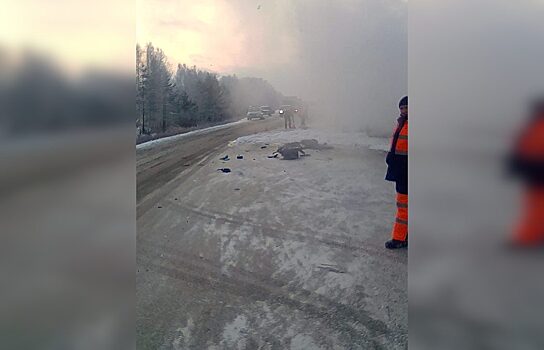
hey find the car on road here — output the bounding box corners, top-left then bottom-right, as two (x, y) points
(278, 105), (292, 116)
(247, 108), (265, 120)
(260, 106), (273, 116)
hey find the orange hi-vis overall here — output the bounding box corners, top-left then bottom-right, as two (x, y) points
(393, 121), (408, 156)
(391, 120), (408, 241)
(513, 117), (544, 245)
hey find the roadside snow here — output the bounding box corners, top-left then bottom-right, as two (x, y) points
(136, 118), (249, 150)
(233, 128), (389, 152)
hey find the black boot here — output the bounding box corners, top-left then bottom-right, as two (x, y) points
(385, 239), (407, 249)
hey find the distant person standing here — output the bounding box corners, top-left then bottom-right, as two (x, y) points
(283, 107), (294, 129)
(299, 106), (308, 129)
(508, 98), (544, 247)
(385, 96), (408, 249)
(290, 108), (296, 129)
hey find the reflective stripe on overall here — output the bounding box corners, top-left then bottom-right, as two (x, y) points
(391, 120), (408, 241)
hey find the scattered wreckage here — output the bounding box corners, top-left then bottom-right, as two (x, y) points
(271, 139), (333, 160)
(216, 139), (333, 176)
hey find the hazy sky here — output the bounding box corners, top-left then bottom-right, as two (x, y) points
(137, 0), (299, 73)
(2, 0), (406, 132)
(138, 0), (407, 132)
(1, 0), (134, 74)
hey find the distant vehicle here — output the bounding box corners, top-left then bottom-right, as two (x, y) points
(260, 106), (273, 116)
(278, 105), (292, 116)
(247, 108), (264, 120)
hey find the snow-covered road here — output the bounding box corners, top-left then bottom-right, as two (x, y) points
(137, 128), (406, 349)
(234, 128), (390, 152)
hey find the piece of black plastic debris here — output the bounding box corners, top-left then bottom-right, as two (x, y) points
(237, 155), (243, 159)
(261, 146), (267, 149)
(316, 264), (346, 274)
(220, 155), (230, 161)
(217, 168), (231, 173)
(234, 188), (240, 191)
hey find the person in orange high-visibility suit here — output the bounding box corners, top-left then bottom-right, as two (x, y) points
(384, 96), (408, 249)
(509, 98), (544, 247)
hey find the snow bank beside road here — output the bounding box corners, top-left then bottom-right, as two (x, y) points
(234, 128), (389, 152)
(137, 118), (249, 150)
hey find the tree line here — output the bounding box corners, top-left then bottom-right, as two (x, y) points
(136, 43), (284, 135)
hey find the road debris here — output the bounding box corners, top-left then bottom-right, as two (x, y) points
(236, 155), (243, 159)
(277, 142), (306, 160)
(217, 168), (232, 173)
(267, 139), (333, 160)
(316, 263), (346, 274)
(220, 155), (230, 161)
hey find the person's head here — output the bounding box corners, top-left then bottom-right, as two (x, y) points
(399, 96), (408, 118)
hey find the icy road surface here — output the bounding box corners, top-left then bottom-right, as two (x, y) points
(137, 127), (406, 349)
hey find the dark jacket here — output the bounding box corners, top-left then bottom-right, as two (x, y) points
(508, 116), (544, 185)
(385, 116), (408, 194)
